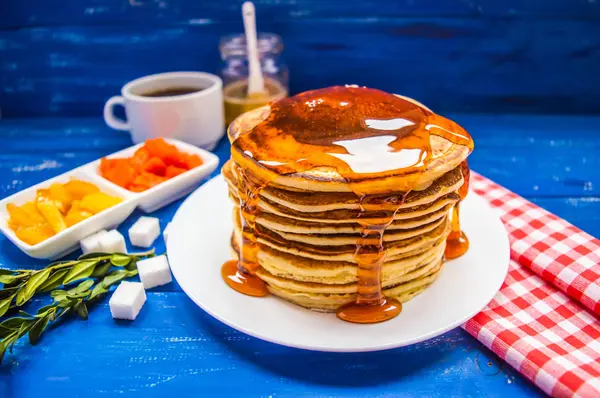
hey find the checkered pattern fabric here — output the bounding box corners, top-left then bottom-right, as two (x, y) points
(462, 173), (600, 397)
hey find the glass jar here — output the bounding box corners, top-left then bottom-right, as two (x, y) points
(219, 33), (289, 126)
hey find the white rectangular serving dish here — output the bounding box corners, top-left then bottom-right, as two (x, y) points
(0, 138), (219, 259)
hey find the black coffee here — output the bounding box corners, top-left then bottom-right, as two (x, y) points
(141, 87), (203, 97)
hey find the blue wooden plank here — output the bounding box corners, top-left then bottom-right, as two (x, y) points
(2, 0), (600, 28)
(0, 292), (544, 398)
(2, 18), (600, 116)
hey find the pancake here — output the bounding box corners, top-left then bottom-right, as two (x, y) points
(228, 104), (470, 194)
(223, 159), (464, 212)
(256, 241), (446, 285)
(233, 206), (448, 246)
(262, 216), (447, 246)
(230, 232), (438, 271)
(233, 217), (451, 263)
(229, 189), (459, 224)
(254, 202), (453, 234)
(263, 261), (443, 312)
(256, 249), (443, 293)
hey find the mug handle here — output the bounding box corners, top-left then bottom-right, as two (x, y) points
(103, 96), (130, 131)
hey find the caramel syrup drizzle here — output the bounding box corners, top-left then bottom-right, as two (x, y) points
(222, 86), (474, 323)
(445, 161), (470, 260)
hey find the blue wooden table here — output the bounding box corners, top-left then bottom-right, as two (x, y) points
(0, 114), (598, 397)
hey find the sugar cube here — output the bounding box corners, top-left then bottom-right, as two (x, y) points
(128, 216), (160, 248)
(163, 222), (171, 243)
(80, 230), (108, 254)
(99, 229), (127, 253)
(137, 255), (172, 289)
(109, 281), (146, 320)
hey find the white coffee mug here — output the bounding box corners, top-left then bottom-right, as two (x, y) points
(104, 72), (224, 151)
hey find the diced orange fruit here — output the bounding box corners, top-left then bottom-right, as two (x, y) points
(130, 171), (168, 191)
(6, 203), (44, 227)
(36, 189), (51, 202)
(100, 158), (136, 188)
(130, 147), (151, 171)
(186, 154), (203, 168)
(143, 157), (167, 176)
(15, 224), (55, 245)
(64, 179), (100, 200)
(36, 188), (66, 213)
(64, 201), (94, 226)
(21, 202), (46, 223)
(145, 138), (179, 160)
(165, 165), (187, 178)
(79, 192), (122, 214)
(7, 179), (121, 245)
(98, 138), (203, 192)
(36, 199), (67, 233)
(49, 183), (72, 213)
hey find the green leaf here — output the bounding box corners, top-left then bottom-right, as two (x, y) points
(0, 286), (20, 297)
(74, 301), (88, 320)
(37, 268), (70, 293)
(131, 249), (155, 258)
(0, 317), (29, 330)
(15, 321), (33, 345)
(110, 254), (131, 267)
(57, 298), (75, 308)
(0, 340), (6, 364)
(90, 261), (111, 278)
(0, 269), (17, 276)
(126, 269), (138, 278)
(28, 316), (50, 345)
(0, 274), (22, 285)
(50, 289), (67, 298)
(67, 279), (94, 295)
(15, 268), (51, 306)
(46, 260), (75, 267)
(88, 284), (108, 302)
(125, 259), (138, 271)
(4, 333), (19, 353)
(78, 253), (109, 261)
(36, 304), (56, 317)
(62, 260), (98, 285)
(66, 291), (89, 300)
(101, 270), (129, 288)
(0, 294), (16, 318)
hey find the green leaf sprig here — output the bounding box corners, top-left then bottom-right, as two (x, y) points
(0, 251), (154, 318)
(0, 250), (156, 364)
(0, 267), (139, 363)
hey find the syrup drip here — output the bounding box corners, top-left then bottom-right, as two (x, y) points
(221, 165), (271, 296)
(445, 161), (470, 260)
(222, 86), (474, 323)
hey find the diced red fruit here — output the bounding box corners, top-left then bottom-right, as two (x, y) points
(145, 138), (179, 160)
(142, 157), (167, 176)
(165, 165), (187, 178)
(130, 147), (151, 171)
(100, 158), (136, 188)
(99, 138), (202, 192)
(184, 154), (203, 169)
(129, 172), (168, 191)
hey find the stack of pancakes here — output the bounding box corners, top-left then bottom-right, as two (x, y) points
(223, 101), (470, 312)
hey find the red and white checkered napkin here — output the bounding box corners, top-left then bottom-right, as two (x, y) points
(461, 172), (600, 397)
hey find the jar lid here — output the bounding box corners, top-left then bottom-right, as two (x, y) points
(220, 33), (283, 58)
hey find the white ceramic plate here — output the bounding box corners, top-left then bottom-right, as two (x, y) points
(168, 175), (510, 352)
